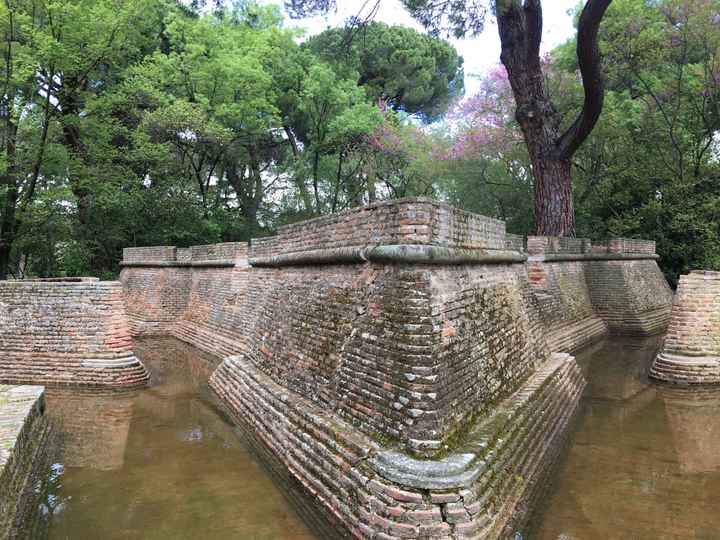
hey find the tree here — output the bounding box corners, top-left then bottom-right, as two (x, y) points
(566, 0), (720, 282)
(408, 0), (614, 235)
(288, 0), (614, 235)
(304, 21), (464, 121)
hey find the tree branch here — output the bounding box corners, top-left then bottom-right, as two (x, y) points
(556, 0), (613, 160)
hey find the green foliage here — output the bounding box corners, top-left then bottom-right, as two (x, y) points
(2, 0), (716, 288)
(305, 22), (464, 121)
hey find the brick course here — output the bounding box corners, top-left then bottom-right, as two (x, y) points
(0, 280), (148, 387)
(118, 199), (673, 539)
(650, 270), (720, 384)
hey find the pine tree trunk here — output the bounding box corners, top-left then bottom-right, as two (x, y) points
(530, 154), (575, 236)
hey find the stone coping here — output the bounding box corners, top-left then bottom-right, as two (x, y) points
(369, 353), (574, 490)
(528, 253), (660, 263)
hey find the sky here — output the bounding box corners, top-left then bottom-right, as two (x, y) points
(274, 0), (580, 96)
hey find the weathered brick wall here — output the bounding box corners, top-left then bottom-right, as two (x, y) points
(651, 270), (720, 384)
(122, 246), (177, 264)
(211, 351), (584, 539)
(119, 201), (674, 539)
(421, 265), (549, 453)
(0, 280), (148, 387)
(173, 265), (253, 358)
(529, 260), (606, 353)
(250, 197), (507, 262)
(592, 238), (656, 255)
(241, 263), (549, 454)
(122, 254), (553, 454)
(120, 221), (671, 447)
(191, 242), (248, 263)
(526, 236), (592, 255)
(525, 236), (672, 353)
(120, 243), (248, 343)
(585, 259), (673, 335)
(121, 267), (192, 335)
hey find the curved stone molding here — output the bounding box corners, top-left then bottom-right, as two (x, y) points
(0, 280), (149, 388)
(249, 244), (527, 267)
(650, 271), (720, 384)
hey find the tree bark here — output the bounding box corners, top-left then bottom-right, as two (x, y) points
(0, 119), (19, 280)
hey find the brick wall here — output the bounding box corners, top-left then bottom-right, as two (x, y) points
(210, 351), (584, 539)
(121, 267), (193, 335)
(651, 270), (720, 384)
(585, 259), (673, 335)
(524, 236), (672, 353)
(119, 200), (674, 539)
(122, 246), (177, 264)
(0, 280), (148, 387)
(250, 198), (507, 262)
(529, 260), (608, 353)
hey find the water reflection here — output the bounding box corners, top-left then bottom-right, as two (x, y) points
(39, 338), (323, 540)
(660, 386), (720, 474)
(44, 388), (136, 471)
(529, 336), (720, 540)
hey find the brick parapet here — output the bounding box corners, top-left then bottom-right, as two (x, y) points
(527, 236), (657, 259)
(0, 280), (148, 387)
(122, 246), (177, 264)
(122, 242), (248, 267)
(650, 270), (720, 384)
(248, 198), (508, 262)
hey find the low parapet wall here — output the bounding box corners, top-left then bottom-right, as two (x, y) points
(524, 235), (672, 352)
(120, 197), (673, 539)
(0, 279), (148, 388)
(249, 198), (508, 264)
(650, 271), (720, 384)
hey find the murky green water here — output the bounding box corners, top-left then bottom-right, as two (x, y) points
(528, 336), (720, 540)
(39, 338), (327, 540)
(34, 335), (720, 539)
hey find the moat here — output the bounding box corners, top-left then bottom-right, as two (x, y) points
(529, 336), (720, 539)
(35, 339), (335, 540)
(18, 333), (717, 539)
